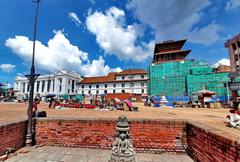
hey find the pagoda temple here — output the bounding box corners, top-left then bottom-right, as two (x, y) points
(152, 39), (191, 64)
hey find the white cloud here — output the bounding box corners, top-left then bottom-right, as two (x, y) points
(86, 7), (154, 62)
(89, 0), (96, 4)
(188, 22), (221, 45)
(127, 0), (221, 45)
(213, 58), (230, 68)
(0, 64), (16, 73)
(81, 56), (122, 76)
(68, 12), (81, 26)
(226, 0), (240, 11)
(5, 30), (121, 77)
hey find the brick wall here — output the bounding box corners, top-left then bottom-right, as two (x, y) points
(35, 118), (186, 153)
(0, 120), (27, 155)
(186, 122), (240, 162)
(2, 118), (240, 161)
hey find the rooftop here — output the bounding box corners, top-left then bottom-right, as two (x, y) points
(80, 69), (148, 84)
(225, 33), (240, 47)
(154, 39), (187, 54)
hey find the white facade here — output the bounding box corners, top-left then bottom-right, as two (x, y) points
(79, 73), (148, 95)
(14, 71), (82, 99)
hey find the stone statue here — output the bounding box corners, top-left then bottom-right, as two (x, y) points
(109, 115), (136, 162)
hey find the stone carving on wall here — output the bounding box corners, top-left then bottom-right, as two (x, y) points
(109, 115), (136, 162)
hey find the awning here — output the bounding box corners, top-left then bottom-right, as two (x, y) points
(192, 90), (216, 96)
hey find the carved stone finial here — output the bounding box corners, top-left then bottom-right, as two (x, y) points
(109, 115), (136, 162)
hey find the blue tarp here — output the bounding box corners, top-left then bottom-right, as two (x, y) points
(149, 95), (228, 102)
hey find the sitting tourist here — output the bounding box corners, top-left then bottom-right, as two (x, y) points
(228, 102), (240, 129)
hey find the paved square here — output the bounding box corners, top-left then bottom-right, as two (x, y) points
(4, 146), (193, 162)
(0, 102), (238, 140)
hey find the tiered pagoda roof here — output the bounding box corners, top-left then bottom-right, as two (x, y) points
(153, 39), (191, 64)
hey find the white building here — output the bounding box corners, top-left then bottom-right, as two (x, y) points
(14, 71), (82, 99)
(79, 69), (148, 95)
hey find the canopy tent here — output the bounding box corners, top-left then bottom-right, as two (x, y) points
(192, 89), (216, 105)
(0, 87), (6, 93)
(59, 94), (70, 100)
(73, 94), (83, 101)
(192, 90), (216, 96)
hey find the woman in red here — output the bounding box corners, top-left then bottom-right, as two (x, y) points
(27, 98), (40, 117)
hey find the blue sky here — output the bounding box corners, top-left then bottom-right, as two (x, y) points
(0, 0), (240, 86)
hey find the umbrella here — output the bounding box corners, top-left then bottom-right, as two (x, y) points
(45, 94), (56, 98)
(0, 83), (5, 87)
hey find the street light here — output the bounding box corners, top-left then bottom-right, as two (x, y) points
(25, 0), (41, 146)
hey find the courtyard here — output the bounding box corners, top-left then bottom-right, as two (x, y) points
(0, 102), (238, 140)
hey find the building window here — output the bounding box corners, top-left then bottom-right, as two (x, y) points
(53, 79), (55, 92)
(27, 83), (30, 92)
(104, 90), (107, 94)
(88, 90), (91, 94)
(122, 83), (125, 87)
(122, 90), (125, 93)
(59, 85), (62, 92)
(129, 75), (133, 79)
(113, 84), (116, 88)
(82, 90), (84, 94)
(76, 90), (77, 93)
(142, 89), (144, 93)
(141, 75), (144, 79)
(89, 85), (92, 89)
(96, 90), (99, 94)
(105, 84), (107, 88)
(42, 81), (45, 92)
(131, 83), (134, 87)
(122, 76), (125, 80)
(72, 80), (75, 92)
(36, 81), (40, 92)
(113, 90), (116, 94)
(141, 82), (144, 87)
(237, 42), (240, 49)
(68, 89), (70, 93)
(47, 80), (51, 92)
(96, 84), (99, 88)
(68, 80), (70, 84)
(82, 85), (84, 89)
(23, 83), (25, 93)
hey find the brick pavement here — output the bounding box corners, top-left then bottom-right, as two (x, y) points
(0, 102), (238, 139)
(4, 146), (194, 162)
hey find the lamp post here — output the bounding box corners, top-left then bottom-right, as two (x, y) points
(25, 0), (41, 146)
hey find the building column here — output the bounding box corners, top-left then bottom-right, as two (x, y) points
(228, 44), (236, 72)
(25, 82), (28, 93)
(44, 80), (48, 94)
(39, 81), (42, 94)
(52, 79), (56, 93)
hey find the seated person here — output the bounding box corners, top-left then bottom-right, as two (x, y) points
(27, 98), (40, 117)
(228, 102), (240, 129)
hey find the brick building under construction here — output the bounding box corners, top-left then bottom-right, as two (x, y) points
(148, 39), (230, 101)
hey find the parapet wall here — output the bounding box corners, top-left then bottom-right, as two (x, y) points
(1, 118), (239, 161)
(35, 118), (187, 153)
(186, 122), (240, 162)
(0, 120), (27, 155)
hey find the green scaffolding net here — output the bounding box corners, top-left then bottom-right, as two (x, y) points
(149, 60), (230, 99)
